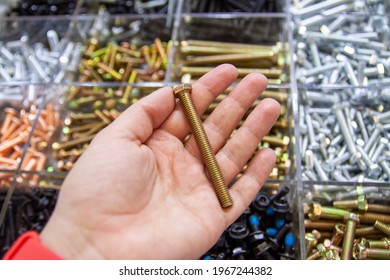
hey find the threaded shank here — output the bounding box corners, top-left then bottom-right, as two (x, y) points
(374, 221), (390, 237)
(367, 204), (390, 214)
(358, 213), (390, 224)
(177, 90), (232, 208)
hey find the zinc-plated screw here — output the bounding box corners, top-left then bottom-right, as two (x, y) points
(374, 221), (390, 237)
(368, 238), (390, 249)
(309, 202), (349, 221)
(353, 243), (390, 260)
(333, 197), (368, 212)
(341, 213), (359, 260)
(357, 213), (390, 225)
(173, 84), (232, 208)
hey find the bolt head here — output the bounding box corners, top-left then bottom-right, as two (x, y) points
(344, 212), (359, 223)
(335, 223), (346, 235)
(308, 202), (322, 221)
(353, 243), (367, 260)
(4, 108), (17, 116)
(357, 196), (368, 212)
(367, 164), (382, 178)
(173, 84), (192, 98)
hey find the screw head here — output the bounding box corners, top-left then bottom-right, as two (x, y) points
(172, 84), (192, 98)
(308, 202), (322, 221)
(344, 212), (359, 223)
(353, 243), (367, 260)
(357, 196), (368, 212)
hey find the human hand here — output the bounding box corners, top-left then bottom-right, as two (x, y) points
(40, 64), (280, 259)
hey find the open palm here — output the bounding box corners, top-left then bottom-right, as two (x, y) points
(41, 64), (280, 259)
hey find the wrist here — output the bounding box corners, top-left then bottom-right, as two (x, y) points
(40, 213), (104, 260)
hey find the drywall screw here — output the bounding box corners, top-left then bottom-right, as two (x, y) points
(374, 221), (390, 237)
(341, 213), (359, 260)
(173, 84), (232, 208)
(353, 243), (390, 260)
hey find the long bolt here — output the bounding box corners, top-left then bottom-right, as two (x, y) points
(173, 84), (232, 208)
(374, 221), (390, 237)
(357, 213), (390, 225)
(341, 213), (359, 260)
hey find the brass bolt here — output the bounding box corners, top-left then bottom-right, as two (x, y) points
(173, 84), (232, 208)
(374, 221), (390, 237)
(308, 202), (350, 221)
(305, 232), (318, 256)
(333, 197), (368, 212)
(368, 238), (390, 249)
(341, 213), (359, 260)
(355, 226), (381, 237)
(353, 243), (390, 260)
(357, 212), (390, 225)
(304, 219), (338, 230)
(307, 243), (327, 260)
(52, 134), (96, 151)
(367, 204), (390, 214)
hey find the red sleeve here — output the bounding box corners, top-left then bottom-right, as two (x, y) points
(3, 231), (62, 260)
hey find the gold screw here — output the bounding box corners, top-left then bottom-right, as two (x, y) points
(374, 221), (390, 237)
(173, 84), (232, 208)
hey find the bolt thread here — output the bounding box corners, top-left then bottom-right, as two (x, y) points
(178, 91), (232, 208)
(367, 204), (390, 215)
(374, 221), (390, 237)
(358, 213), (390, 224)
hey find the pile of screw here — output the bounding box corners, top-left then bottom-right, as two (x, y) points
(176, 40), (287, 84)
(188, 0), (284, 13)
(0, 103), (59, 187)
(304, 185), (390, 260)
(0, 31), (81, 83)
(291, 0), (389, 85)
(79, 38), (170, 83)
(300, 88), (390, 182)
(0, 188), (58, 258)
(202, 186), (295, 260)
(50, 85), (153, 172)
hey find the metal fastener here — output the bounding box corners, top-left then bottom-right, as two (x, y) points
(173, 84), (232, 208)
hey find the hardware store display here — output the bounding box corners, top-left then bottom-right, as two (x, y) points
(0, 0), (389, 260)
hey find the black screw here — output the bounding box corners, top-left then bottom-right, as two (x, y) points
(270, 186), (290, 203)
(253, 242), (275, 260)
(228, 222), (249, 247)
(268, 223), (291, 251)
(252, 193), (270, 213)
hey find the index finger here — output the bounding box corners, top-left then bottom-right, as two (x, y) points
(160, 64), (238, 140)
